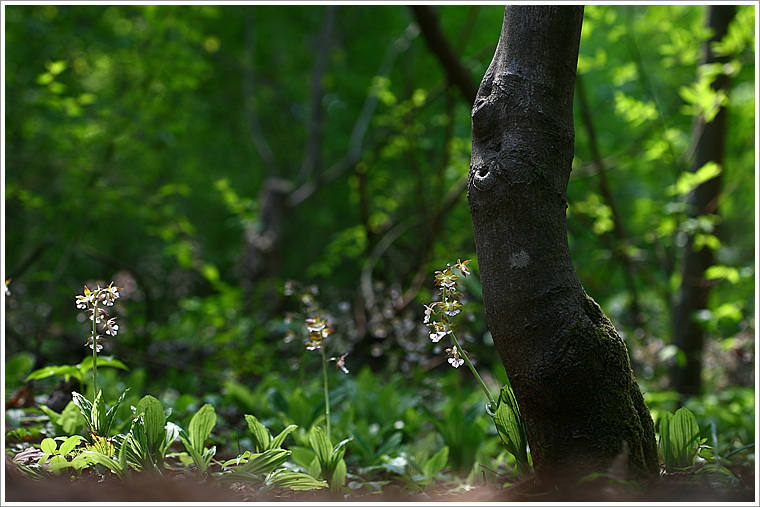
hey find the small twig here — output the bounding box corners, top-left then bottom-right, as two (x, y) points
(723, 442), (755, 460)
(479, 463), (515, 483)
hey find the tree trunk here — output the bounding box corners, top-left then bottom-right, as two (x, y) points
(467, 6), (658, 483)
(671, 5), (736, 397)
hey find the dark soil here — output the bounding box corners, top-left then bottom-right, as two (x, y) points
(5, 464), (756, 503)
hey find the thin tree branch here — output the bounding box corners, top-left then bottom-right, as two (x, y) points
(362, 8), (483, 312)
(576, 73), (644, 331)
(361, 214), (425, 310)
(410, 5), (478, 105)
(8, 239), (53, 281)
(243, 8), (279, 176)
(286, 23), (421, 208)
(298, 5), (335, 184)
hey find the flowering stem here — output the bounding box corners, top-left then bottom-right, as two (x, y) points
(320, 345), (331, 442)
(91, 300), (98, 402)
(449, 330), (496, 409)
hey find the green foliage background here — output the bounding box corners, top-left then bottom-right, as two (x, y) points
(4, 4), (755, 437)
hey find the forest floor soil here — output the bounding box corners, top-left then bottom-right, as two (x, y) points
(4, 464), (755, 503)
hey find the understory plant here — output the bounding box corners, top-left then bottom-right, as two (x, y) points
(9, 276), (754, 499)
(68, 283), (130, 441)
(284, 281), (352, 492)
(658, 405), (741, 485)
(285, 281), (350, 441)
(217, 413), (327, 491)
(11, 281), (331, 495)
(422, 260), (531, 476)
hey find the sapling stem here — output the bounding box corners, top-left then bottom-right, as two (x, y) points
(449, 331), (496, 408)
(320, 345), (331, 442)
(91, 299), (99, 402)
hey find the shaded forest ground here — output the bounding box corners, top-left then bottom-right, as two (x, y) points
(5, 457), (755, 503)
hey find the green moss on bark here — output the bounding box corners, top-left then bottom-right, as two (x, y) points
(567, 292), (658, 476)
(520, 291), (659, 481)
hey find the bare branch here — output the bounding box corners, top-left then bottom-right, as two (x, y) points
(410, 5), (478, 105)
(298, 5), (336, 184)
(286, 23), (421, 207)
(243, 9), (278, 176)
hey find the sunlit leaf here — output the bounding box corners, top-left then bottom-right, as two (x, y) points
(188, 404), (216, 451)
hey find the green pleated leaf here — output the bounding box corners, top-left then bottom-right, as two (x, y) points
(659, 407), (700, 471)
(330, 457), (347, 492)
(376, 431), (403, 457)
(91, 390), (107, 436)
(103, 389), (130, 437)
(82, 450), (127, 479)
(309, 426), (332, 466)
(329, 438), (352, 468)
(492, 382), (530, 474)
(71, 391), (93, 431)
(265, 469), (327, 490)
(135, 395), (166, 450)
(188, 404), (216, 451)
(270, 424), (298, 450)
(26, 365), (83, 383)
(245, 414), (273, 452)
(289, 447), (316, 472)
(165, 421), (181, 449)
(238, 448), (290, 476)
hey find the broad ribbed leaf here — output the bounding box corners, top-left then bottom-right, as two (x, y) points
(289, 446), (317, 471)
(330, 458), (347, 492)
(245, 414), (272, 452)
(26, 365), (82, 383)
(265, 469), (327, 490)
(82, 450), (127, 479)
(238, 448), (290, 476)
(309, 426), (332, 466)
(79, 356), (130, 374)
(202, 446), (217, 468)
(188, 404), (216, 451)
(376, 431), (403, 457)
(270, 424), (298, 450)
(103, 389), (130, 436)
(329, 438), (352, 468)
(493, 382), (530, 474)
(91, 390), (107, 436)
(660, 407), (699, 471)
(135, 395), (166, 450)
(308, 455), (322, 479)
(165, 422), (181, 449)
(128, 414), (154, 471)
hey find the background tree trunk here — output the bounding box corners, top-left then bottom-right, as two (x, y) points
(670, 5), (736, 397)
(467, 6), (658, 483)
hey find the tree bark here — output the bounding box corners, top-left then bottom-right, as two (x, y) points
(467, 6), (658, 483)
(671, 5), (736, 397)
